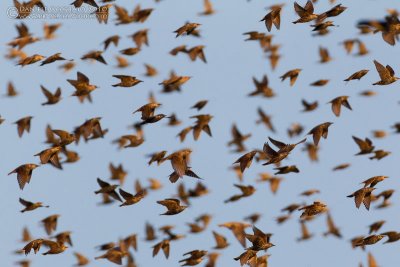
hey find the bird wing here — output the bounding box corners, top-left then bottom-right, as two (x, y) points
(97, 178), (110, 188)
(119, 188), (133, 200)
(77, 72), (90, 84)
(268, 137), (286, 149)
(374, 60), (390, 80)
(19, 198), (33, 207)
(263, 143), (278, 158)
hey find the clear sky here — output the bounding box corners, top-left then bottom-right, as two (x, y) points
(1, 0), (400, 266)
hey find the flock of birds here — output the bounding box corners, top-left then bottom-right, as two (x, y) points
(3, 0), (400, 266)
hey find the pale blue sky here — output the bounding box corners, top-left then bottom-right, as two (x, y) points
(1, 0), (400, 266)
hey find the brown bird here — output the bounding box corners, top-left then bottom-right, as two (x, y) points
(179, 250), (207, 266)
(260, 6), (282, 32)
(361, 176), (388, 188)
(332, 163), (350, 171)
(174, 23), (201, 37)
(373, 60), (399, 85)
(369, 150), (391, 160)
(81, 51), (107, 65)
(119, 189), (145, 207)
(41, 214), (60, 235)
(280, 69), (301, 86)
(205, 252), (220, 267)
(34, 146), (63, 169)
(219, 222), (251, 248)
(228, 124), (252, 152)
(163, 149), (200, 182)
(17, 54), (45, 67)
(191, 100), (208, 111)
(248, 75), (275, 98)
(133, 102), (162, 120)
(369, 220), (385, 234)
(381, 231), (400, 243)
(293, 1), (317, 24)
(352, 136), (375, 155)
(234, 249), (257, 266)
(129, 29), (149, 48)
(274, 165), (299, 175)
(74, 252), (90, 266)
(71, 0), (98, 8)
(21, 227), (32, 242)
(191, 114), (213, 140)
(347, 187), (376, 210)
(224, 184), (256, 203)
(303, 142), (319, 162)
(310, 79), (329, 87)
(43, 23), (61, 40)
(297, 221), (313, 241)
(40, 53), (66, 66)
(319, 46), (332, 63)
(212, 231), (229, 249)
(112, 75), (142, 87)
(152, 239), (170, 259)
(41, 85), (62, 105)
(199, 0), (215, 16)
(14, 116), (33, 137)
(301, 99), (318, 112)
(95, 178), (122, 202)
(298, 201), (328, 218)
(344, 70), (369, 82)
(157, 198), (187, 215)
(147, 151), (167, 165)
(328, 96), (352, 117)
(307, 122), (333, 146)
(256, 107), (275, 132)
(23, 239), (68, 255)
(233, 150), (258, 173)
(52, 231), (73, 246)
(159, 72), (191, 93)
(8, 163), (39, 190)
(19, 198), (49, 213)
(355, 235), (385, 247)
(6, 81), (18, 97)
(246, 226), (274, 251)
(262, 137), (306, 165)
(144, 64), (158, 77)
(102, 35), (120, 50)
(323, 212), (342, 238)
(67, 72), (98, 103)
(120, 47), (141, 56)
(95, 247), (128, 265)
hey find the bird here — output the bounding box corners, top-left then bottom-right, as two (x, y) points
(307, 122), (333, 146)
(22, 239), (68, 255)
(372, 60), (399, 85)
(212, 231), (229, 249)
(19, 198), (49, 213)
(95, 247), (128, 265)
(14, 116), (33, 137)
(233, 150), (258, 173)
(119, 189), (145, 207)
(328, 96), (352, 117)
(293, 1), (318, 24)
(40, 85), (62, 105)
(280, 69), (302, 86)
(94, 178), (122, 202)
(41, 214), (60, 235)
(298, 201), (328, 218)
(260, 6), (282, 32)
(112, 75), (143, 87)
(344, 70), (369, 81)
(347, 187), (376, 210)
(67, 72), (98, 102)
(352, 136), (375, 155)
(174, 23), (201, 37)
(157, 198), (187, 215)
(8, 164), (39, 190)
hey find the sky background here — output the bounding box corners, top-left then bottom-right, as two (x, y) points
(1, 0), (400, 266)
